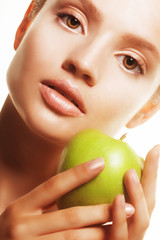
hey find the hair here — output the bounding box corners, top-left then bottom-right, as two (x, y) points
(14, 0), (47, 49)
(26, 0), (47, 20)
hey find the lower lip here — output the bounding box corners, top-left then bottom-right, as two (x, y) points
(40, 83), (83, 117)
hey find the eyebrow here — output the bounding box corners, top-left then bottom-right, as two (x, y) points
(55, 1), (159, 59)
(56, 0), (103, 22)
(122, 34), (159, 59)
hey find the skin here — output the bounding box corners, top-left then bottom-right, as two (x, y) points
(0, 0), (160, 239)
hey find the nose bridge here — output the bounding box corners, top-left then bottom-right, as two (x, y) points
(78, 37), (104, 64)
(75, 36), (107, 69)
(63, 35), (109, 84)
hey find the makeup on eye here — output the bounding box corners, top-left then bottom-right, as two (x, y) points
(56, 8), (87, 34)
(115, 51), (147, 76)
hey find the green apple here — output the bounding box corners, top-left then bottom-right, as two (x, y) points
(56, 129), (144, 209)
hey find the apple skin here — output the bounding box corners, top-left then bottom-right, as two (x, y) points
(56, 129), (144, 209)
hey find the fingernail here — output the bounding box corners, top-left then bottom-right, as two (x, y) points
(125, 203), (135, 217)
(132, 169), (140, 183)
(86, 157), (105, 172)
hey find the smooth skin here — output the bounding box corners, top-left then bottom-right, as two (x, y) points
(0, 148), (159, 240)
(0, 0), (160, 239)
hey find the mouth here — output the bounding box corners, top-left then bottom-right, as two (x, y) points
(49, 85), (79, 108)
(40, 80), (86, 117)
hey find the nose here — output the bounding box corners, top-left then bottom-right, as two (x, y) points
(62, 58), (95, 86)
(62, 39), (106, 86)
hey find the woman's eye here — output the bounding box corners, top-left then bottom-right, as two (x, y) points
(67, 15), (80, 29)
(123, 56), (138, 70)
(58, 14), (83, 33)
(116, 55), (145, 75)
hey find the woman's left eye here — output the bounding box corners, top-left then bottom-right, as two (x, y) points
(116, 55), (145, 75)
(58, 13), (83, 33)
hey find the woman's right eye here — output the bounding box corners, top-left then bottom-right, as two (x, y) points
(116, 54), (146, 75)
(58, 13), (83, 33)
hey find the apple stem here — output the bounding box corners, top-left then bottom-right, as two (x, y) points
(119, 133), (127, 141)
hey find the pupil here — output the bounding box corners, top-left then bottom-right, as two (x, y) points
(126, 57), (135, 66)
(70, 17), (79, 26)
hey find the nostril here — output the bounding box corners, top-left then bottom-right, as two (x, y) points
(82, 74), (94, 86)
(69, 64), (76, 74)
(62, 61), (95, 86)
(83, 74), (91, 81)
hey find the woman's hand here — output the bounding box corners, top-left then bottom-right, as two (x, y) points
(105, 145), (160, 240)
(0, 157), (129, 240)
(0, 145), (159, 240)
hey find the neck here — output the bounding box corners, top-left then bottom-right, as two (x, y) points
(0, 96), (64, 187)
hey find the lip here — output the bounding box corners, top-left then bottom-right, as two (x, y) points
(40, 79), (86, 117)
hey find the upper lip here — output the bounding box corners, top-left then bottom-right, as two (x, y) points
(41, 79), (86, 114)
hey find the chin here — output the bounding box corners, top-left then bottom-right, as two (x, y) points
(22, 112), (80, 146)
(25, 120), (70, 146)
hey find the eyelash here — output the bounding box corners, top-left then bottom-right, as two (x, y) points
(56, 11), (146, 76)
(56, 10), (85, 34)
(116, 54), (146, 75)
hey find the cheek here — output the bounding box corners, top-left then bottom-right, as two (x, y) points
(24, 19), (72, 71)
(89, 69), (152, 133)
(7, 20), (64, 96)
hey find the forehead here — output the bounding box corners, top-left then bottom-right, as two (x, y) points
(62, 0), (160, 51)
(40, 0), (160, 57)
(86, 0), (160, 17)
(83, 0), (160, 28)
(50, 0), (160, 35)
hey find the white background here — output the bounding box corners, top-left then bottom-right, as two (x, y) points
(0, 0), (159, 238)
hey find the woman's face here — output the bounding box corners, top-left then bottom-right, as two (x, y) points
(7, 0), (160, 144)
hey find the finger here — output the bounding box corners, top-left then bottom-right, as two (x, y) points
(141, 145), (160, 217)
(124, 169), (149, 237)
(36, 227), (106, 240)
(17, 158), (105, 213)
(110, 195), (128, 240)
(24, 204), (112, 235)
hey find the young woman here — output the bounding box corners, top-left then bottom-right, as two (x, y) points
(0, 0), (160, 239)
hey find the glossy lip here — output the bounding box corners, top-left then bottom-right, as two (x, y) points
(40, 79), (86, 117)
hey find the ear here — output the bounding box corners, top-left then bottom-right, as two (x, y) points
(14, 1), (35, 50)
(126, 86), (160, 128)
